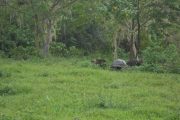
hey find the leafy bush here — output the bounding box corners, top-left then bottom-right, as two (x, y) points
(0, 25), (35, 58)
(163, 44), (180, 73)
(50, 42), (83, 57)
(142, 42), (179, 73)
(69, 46), (83, 56)
(9, 46), (38, 60)
(50, 42), (69, 57)
(140, 64), (166, 73)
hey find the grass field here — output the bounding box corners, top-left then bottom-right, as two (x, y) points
(0, 58), (180, 120)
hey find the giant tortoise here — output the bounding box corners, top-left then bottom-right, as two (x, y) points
(111, 59), (127, 70)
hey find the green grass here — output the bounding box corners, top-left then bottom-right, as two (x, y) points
(0, 58), (180, 120)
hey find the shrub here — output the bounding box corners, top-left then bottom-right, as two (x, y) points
(69, 46), (83, 56)
(9, 46), (38, 60)
(140, 64), (166, 73)
(142, 42), (179, 73)
(50, 42), (69, 57)
(50, 42), (83, 57)
(0, 25), (35, 59)
(163, 44), (180, 73)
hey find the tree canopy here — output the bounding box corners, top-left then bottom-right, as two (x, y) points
(0, 0), (179, 73)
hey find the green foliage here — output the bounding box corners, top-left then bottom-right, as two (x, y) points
(50, 42), (83, 57)
(142, 39), (179, 73)
(140, 64), (166, 73)
(69, 46), (83, 56)
(50, 42), (69, 57)
(106, 0), (137, 20)
(117, 48), (128, 59)
(9, 46), (38, 60)
(0, 23), (36, 59)
(60, 20), (111, 54)
(0, 0), (179, 73)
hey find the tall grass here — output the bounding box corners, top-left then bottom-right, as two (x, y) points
(0, 58), (179, 120)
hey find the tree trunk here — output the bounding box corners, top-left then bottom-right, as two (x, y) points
(43, 19), (53, 57)
(129, 19), (138, 61)
(136, 0), (141, 54)
(129, 38), (137, 61)
(113, 29), (118, 60)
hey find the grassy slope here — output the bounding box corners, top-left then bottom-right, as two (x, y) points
(0, 58), (180, 120)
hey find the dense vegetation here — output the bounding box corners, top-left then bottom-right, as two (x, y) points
(0, 58), (180, 120)
(0, 0), (179, 73)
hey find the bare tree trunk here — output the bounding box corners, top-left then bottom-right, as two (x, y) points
(129, 39), (137, 61)
(137, 0), (141, 54)
(43, 19), (53, 57)
(113, 31), (118, 60)
(129, 19), (138, 61)
(113, 25), (122, 60)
